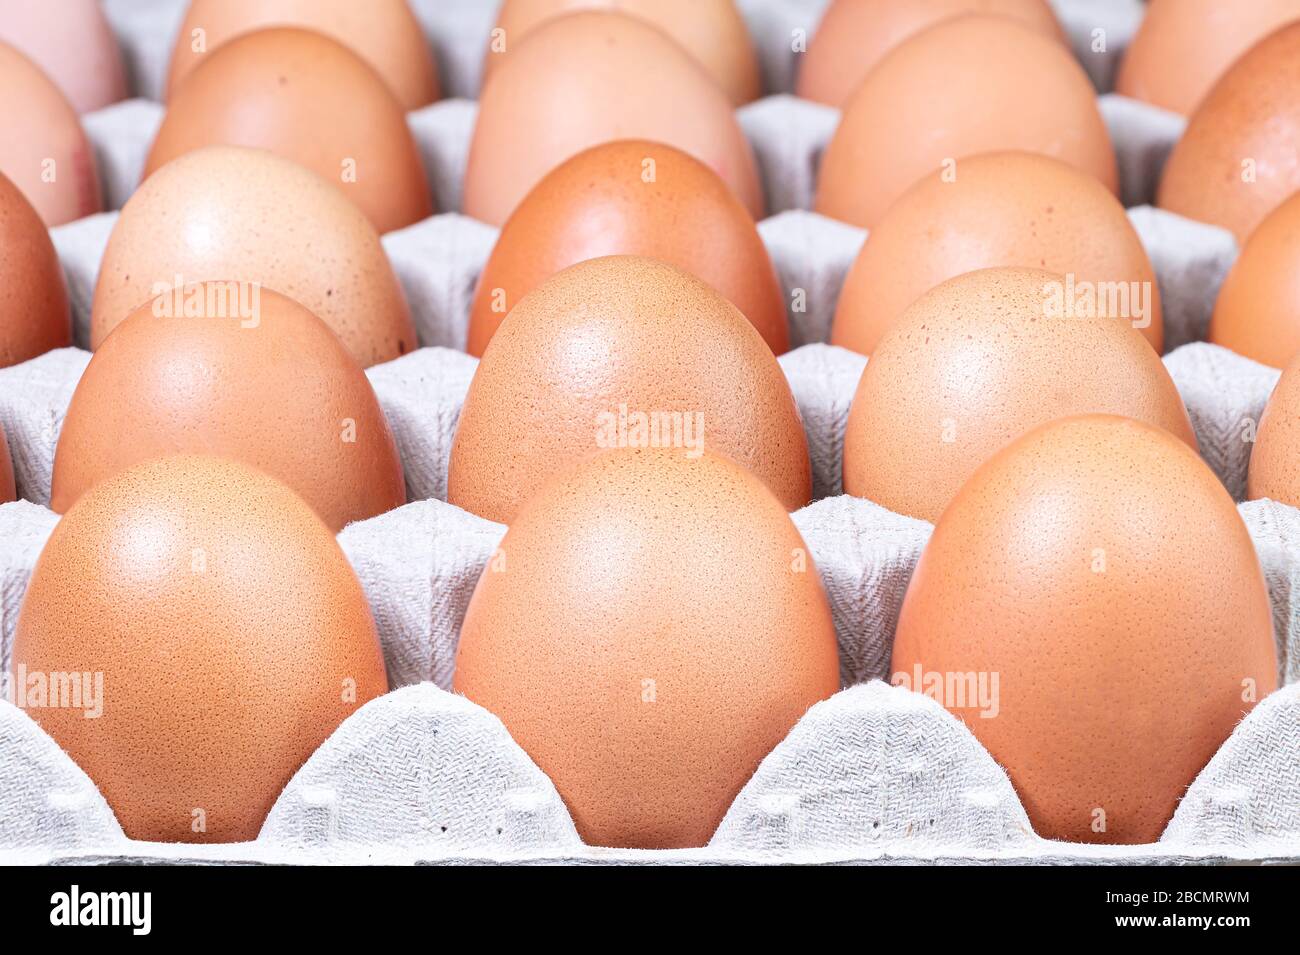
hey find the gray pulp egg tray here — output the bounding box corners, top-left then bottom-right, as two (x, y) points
(0, 0), (1297, 865)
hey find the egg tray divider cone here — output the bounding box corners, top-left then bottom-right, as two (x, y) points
(1, 0), (1297, 864)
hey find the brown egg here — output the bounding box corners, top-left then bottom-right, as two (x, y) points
(1158, 22), (1300, 242)
(0, 423), (14, 502)
(165, 0), (439, 110)
(832, 152), (1162, 356)
(0, 0), (127, 113)
(92, 146), (416, 367)
(485, 0), (761, 105)
(1248, 352), (1300, 506)
(454, 447), (840, 848)
(1209, 191), (1300, 368)
(843, 268), (1195, 523)
(463, 11), (762, 227)
(449, 256), (810, 524)
(10, 454), (389, 843)
(814, 15), (1116, 230)
(891, 415), (1277, 843)
(468, 140), (787, 357)
(53, 285), (405, 532)
(0, 171), (71, 368)
(145, 27), (432, 234)
(0, 40), (101, 227)
(1117, 0), (1300, 115)
(798, 0), (1064, 108)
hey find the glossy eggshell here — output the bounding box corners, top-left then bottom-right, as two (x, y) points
(166, 0), (439, 110)
(92, 146), (416, 367)
(0, 423), (14, 502)
(453, 447), (840, 848)
(842, 268), (1195, 523)
(0, 171), (72, 367)
(52, 285), (405, 531)
(814, 15), (1116, 229)
(1158, 22), (1300, 242)
(1117, 0), (1300, 115)
(0, 41), (101, 227)
(1248, 353), (1300, 506)
(449, 255), (811, 524)
(463, 11), (763, 227)
(145, 27), (432, 234)
(10, 454), (389, 843)
(891, 415), (1277, 843)
(468, 139), (787, 357)
(1209, 191), (1300, 368)
(0, 0), (127, 113)
(832, 152), (1162, 355)
(485, 0), (760, 105)
(797, 0), (1064, 108)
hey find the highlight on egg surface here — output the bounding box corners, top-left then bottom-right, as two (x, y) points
(0, 170), (72, 368)
(842, 267), (1194, 523)
(891, 415), (1278, 844)
(0, 0), (127, 113)
(10, 454), (390, 843)
(453, 447), (840, 849)
(91, 146), (417, 367)
(468, 139), (787, 357)
(449, 255), (811, 524)
(145, 27), (433, 234)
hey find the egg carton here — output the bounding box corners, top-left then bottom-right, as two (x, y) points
(1, 0), (1298, 865)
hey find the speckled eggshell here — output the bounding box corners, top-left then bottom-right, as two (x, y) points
(0, 423), (14, 502)
(797, 0), (1064, 108)
(1248, 353), (1300, 507)
(814, 15), (1116, 229)
(92, 146), (416, 367)
(453, 447), (840, 848)
(832, 152), (1162, 356)
(468, 139), (787, 357)
(1209, 191), (1300, 368)
(1117, 0), (1300, 115)
(0, 171), (71, 367)
(52, 285), (405, 531)
(145, 27), (432, 234)
(10, 454), (389, 843)
(843, 268), (1195, 523)
(0, 40), (101, 227)
(166, 0), (439, 109)
(1158, 22), (1300, 242)
(463, 11), (763, 227)
(0, 0), (127, 113)
(891, 415), (1277, 844)
(449, 255), (810, 524)
(484, 0), (761, 105)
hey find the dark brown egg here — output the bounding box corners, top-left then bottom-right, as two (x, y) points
(0, 170), (71, 367)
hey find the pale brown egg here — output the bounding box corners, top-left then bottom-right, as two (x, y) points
(832, 152), (1162, 356)
(454, 447), (840, 848)
(0, 171), (71, 368)
(145, 27), (432, 234)
(0, 423), (14, 503)
(92, 146), (416, 367)
(1117, 0), (1300, 115)
(843, 268), (1195, 523)
(10, 454), (389, 843)
(1158, 22), (1300, 242)
(449, 255), (810, 524)
(0, 40), (101, 227)
(814, 15), (1116, 229)
(165, 0), (439, 110)
(1248, 352), (1300, 506)
(798, 0), (1064, 108)
(53, 285), (405, 532)
(485, 0), (760, 105)
(1210, 191), (1300, 368)
(468, 139), (787, 357)
(0, 0), (127, 113)
(891, 415), (1277, 843)
(463, 11), (763, 227)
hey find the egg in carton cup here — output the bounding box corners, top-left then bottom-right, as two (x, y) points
(1, 0), (1299, 863)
